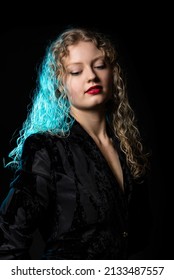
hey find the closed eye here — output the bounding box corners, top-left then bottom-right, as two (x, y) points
(94, 65), (106, 69)
(70, 71), (81, 76)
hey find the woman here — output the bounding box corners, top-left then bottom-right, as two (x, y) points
(0, 27), (150, 259)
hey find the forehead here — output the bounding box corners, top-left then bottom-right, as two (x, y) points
(63, 41), (104, 65)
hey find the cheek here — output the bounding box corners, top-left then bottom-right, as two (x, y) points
(66, 79), (82, 101)
(66, 84), (78, 103)
(67, 92), (75, 103)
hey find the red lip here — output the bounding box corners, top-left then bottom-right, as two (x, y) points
(85, 85), (102, 95)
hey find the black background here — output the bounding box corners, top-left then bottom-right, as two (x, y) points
(0, 9), (170, 260)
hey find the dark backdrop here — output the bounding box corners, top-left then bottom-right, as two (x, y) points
(0, 20), (168, 259)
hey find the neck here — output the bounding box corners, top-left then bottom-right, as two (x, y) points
(71, 107), (108, 141)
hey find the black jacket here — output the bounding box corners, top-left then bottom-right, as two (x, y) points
(0, 120), (143, 260)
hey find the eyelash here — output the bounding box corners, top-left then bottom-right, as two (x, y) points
(70, 72), (81, 76)
(95, 65), (105, 69)
(70, 65), (106, 75)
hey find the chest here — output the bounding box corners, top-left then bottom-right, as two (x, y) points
(53, 137), (127, 200)
(97, 142), (124, 191)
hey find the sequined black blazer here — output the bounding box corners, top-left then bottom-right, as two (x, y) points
(0, 120), (135, 260)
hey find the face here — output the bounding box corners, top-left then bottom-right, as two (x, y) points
(62, 41), (113, 113)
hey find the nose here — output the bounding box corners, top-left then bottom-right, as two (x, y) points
(86, 67), (97, 82)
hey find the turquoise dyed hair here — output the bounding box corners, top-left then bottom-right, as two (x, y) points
(6, 38), (74, 169)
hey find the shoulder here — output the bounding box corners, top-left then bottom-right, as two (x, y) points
(22, 121), (89, 156)
(23, 132), (58, 150)
(20, 132), (57, 174)
(24, 132), (51, 145)
(21, 132), (60, 160)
